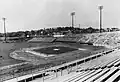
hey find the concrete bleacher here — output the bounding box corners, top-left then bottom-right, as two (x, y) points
(86, 33), (99, 43)
(93, 32), (120, 48)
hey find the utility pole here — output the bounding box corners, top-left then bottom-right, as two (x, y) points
(79, 24), (80, 28)
(2, 17), (6, 42)
(71, 12), (75, 28)
(98, 6), (103, 33)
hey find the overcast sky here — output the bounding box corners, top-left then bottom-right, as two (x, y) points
(0, 0), (120, 33)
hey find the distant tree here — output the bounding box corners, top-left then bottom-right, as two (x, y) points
(24, 31), (30, 37)
(87, 27), (94, 33)
(31, 30), (36, 36)
(0, 33), (3, 37)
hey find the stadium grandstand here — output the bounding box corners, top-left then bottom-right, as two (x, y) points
(2, 31), (120, 82)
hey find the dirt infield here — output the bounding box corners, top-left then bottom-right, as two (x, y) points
(32, 46), (78, 55)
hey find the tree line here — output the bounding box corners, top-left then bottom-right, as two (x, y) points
(0, 26), (119, 37)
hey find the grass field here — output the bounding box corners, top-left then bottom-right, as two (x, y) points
(0, 42), (107, 67)
(10, 42), (107, 66)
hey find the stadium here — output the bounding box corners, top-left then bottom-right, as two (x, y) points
(0, 31), (120, 82)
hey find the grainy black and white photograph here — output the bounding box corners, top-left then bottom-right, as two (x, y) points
(0, 0), (120, 82)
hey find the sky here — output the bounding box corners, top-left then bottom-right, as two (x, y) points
(0, 0), (120, 33)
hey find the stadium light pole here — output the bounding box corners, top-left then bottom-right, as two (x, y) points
(98, 6), (103, 33)
(79, 24), (80, 28)
(2, 17), (7, 42)
(71, 12), (75, 28)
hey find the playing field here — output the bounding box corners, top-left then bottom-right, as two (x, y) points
(0, 42), (107, 67)
(0, 41), (108, 82)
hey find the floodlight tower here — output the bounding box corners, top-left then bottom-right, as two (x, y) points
(71, 12), (75, 28)
(2, 17), (6, 42)
(98, 6), (103, 33)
